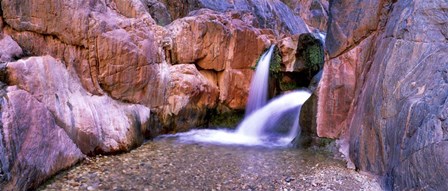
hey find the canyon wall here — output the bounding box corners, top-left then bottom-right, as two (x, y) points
(318, 0), (448, 189)
(3, 0), (445, 189)
(0, 0), (320, 190)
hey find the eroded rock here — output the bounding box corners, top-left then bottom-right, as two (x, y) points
(0, 86), (84, 191)
(2, 0), (169, 103)
(326, 0), (388, 57)
(156, 64), (219, 132)
(167, 9), (274, 110)
(321, 0), (448, 189)
(168, 9), (270, 71)
(7, 56), (151, 155)
(141, 0), (172, 26)
(281, 0), (329, 31)
(159, 0), (310, 35)
(0, 35), (22, 63)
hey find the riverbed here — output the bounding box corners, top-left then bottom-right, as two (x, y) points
(39, 136), (382, 190)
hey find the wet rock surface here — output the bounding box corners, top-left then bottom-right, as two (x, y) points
(40, 138), (381, 191)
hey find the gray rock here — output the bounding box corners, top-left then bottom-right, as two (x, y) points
(159, 0), (310, 35)
(141, 0), (172, 26)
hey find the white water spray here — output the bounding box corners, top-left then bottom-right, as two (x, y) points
(168, 46), (311, 147)
(245, 45), (275, 117)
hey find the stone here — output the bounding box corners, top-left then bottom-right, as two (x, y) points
(168, 9), (269, 71)
(7, 56), (151, 155)
(167, 10), (231, 71)
(159, 0), (310, 35)
(156, 64), (219, 132)
(326, 0), (387, 57)
(2, 0), (90, 47)
(348, 36), (448, 189)
(0, 86), (84, 191)
(281, 0), (329, 32)
(0, 35), (22, 63)
(141, 0), (172, 26)
(94, 26), (167, 106)
(278, 35), (301, 72)
(1, 0), (169, 104)
(393, 141), (448, 190)
(278, 33), (324, 75)
(0, 7), (3, 29)
(218, 69), (254, 110)
(317, 35), (373, 138)
(321, 0), (448, 189)
(298, 91), (318, 146)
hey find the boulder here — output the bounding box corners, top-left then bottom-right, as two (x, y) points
(155, 64), (219, 132)
(0, 7), (3, 29)
(0, 86), (84, 191)
(348, 36), (448, 190)
(0, 35), (22, 63)
(167, 9), (270, 71)
(7, 56), (151, 155)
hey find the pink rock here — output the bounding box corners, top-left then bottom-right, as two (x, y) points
(0, 35), (22, 63)
(168, 9), (269, 71)
(1, 86), (84, 191)
(7, 56), (151, 154)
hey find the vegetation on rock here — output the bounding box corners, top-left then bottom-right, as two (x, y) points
(208, 110), (244, 128)
(305, 44), (324, 72)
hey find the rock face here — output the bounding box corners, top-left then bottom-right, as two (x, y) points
(318, 0), (448, 189)
(7, 56), (151, 155)
(281, 0), (329, 32)
(159, 0), (310, 35)
(155, 64), (219, 133)
(0, 86), (84, 190)
(167, 9), (273, 110)
(0, 0), (315, 189)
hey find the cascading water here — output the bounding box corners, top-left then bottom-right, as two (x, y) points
(236, 90), (310, 145)
(168, 46), (311, 147)
(245, 45), (275, 117)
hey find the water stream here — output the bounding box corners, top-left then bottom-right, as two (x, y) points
(169, 46), (310, 147)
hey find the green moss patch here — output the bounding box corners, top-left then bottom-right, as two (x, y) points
(209, 110), (244, 128)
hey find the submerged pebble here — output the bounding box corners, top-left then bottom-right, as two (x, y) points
(39, 137), (382, 190)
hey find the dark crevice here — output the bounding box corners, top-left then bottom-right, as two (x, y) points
(328, 30), (377, 59)
(295, 33), (324, 80)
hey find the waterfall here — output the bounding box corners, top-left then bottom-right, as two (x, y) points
(236, 90), (311, 144)
(168, 46), (311, 147)
(245, 45), (275, 117)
